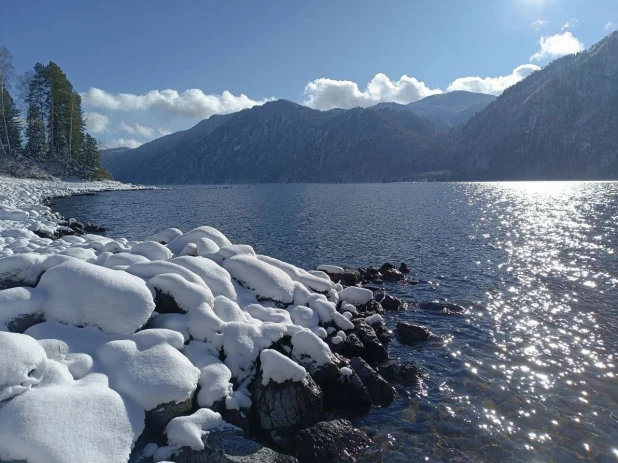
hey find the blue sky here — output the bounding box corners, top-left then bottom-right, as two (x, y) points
(3, 0), (616, 148)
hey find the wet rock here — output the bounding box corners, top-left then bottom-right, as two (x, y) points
(396, 322), (431, 344)
(323, 370), (371, 414)
(344, 333), (366, 358)
(358, 299), (384, 315)
(145, 394), (195, 430)
(399, 263), (410, 274)
(295, 419), (374, 463)
(350, 357), (396, 406)
(352, 320), (388, 364)
(376, 361), (421, 387)
(358, 267), (382, 283)
(172, 428), (297, 463)
(381, 268), (404, 282)
(419, 301), (466, 314)
(250, 371), (324, 437)
(341, 270), (361, 286)
(379, 294), (407, 311)
(372, 324), (392, 346)
(84, 223), (106, 233)
(379, 263), (396, 273)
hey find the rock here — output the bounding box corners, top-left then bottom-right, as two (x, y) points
(323, 370), (371, 414)
(376, 361), (421, 387)
(344, 333), (366, 358)
(84, 223), (106, 233)
(340, 270), (361, 286)
(295, 419), (374, 463)
(172, 428), (298, 463)
(399, 263), (410, 274)
(145, 393), (195, 430)
(357, 299), (384, 315)
(153, 288), (186, 314)
(6, 312), (45, 333)
(222, 408), (250, 435)
(379, 263), (396, 273)
(372, 324), (392, 346)
(250, 371), (324, 437)
(396, 322), (431, 344)
(352, 320), (388, 364)
(379, 294), (406, 311)
(419, 301), (466, 314)
(358, 267), (381, 283)
(381, 268), (404, 282)
(350, 358), (396, 406)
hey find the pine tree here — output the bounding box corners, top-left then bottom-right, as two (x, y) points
(82, 133), (100, 176)
(25, 63), (49, 159)
(0, 87), (23, 156)
(0, 46), (16, 157)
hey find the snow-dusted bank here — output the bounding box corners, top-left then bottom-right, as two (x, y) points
(0, 176), (422, 463)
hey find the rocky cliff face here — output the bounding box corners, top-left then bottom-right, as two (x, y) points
(449, 31), (618, 180)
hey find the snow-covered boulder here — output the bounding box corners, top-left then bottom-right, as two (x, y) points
(258, 255), (334, 293)
(0, 287), (45, 332)
(338, 286), (374, 305)
(0, 253), (48, 288)
(125, 261), (205, 286)
(130, 241), (173, 261)
(146, 227), (183, 244)
(167, 226), (233, 255)
(0, 332), (47, 401)
(149, 273), (215, 313)
(260, 349), (307, 385)
(183, 342), (233, 408)
(37, 260), (155, 335)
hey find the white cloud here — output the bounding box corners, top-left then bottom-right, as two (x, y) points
(532, 19), (548, 31)
(446, 64), (541, 95)
(81, 88), (271, 120)
(530, 31), (585, 61)
(104, 138), (143, 149)
(561, 19), (578, 30)
(84, 112), (109, 134)
(303, 73), (442, 110)
(119, 121), (156, 138)
(605, 21), (617, 32)
(158, 128), (172, 136)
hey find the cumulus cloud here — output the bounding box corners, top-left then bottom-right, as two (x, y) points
(532, 19), (548, 31)
(158, 128), (172, 136)
(81, 87), (272, 120)
(530, 32), (585, 61)
(84, 112), (109, 134)
(446, 64), (541, 95)
(119, 121), (156, 138)
(605, 21), (617, 32)
(104, 138), (143, 149)
(303, 73), (442, 110)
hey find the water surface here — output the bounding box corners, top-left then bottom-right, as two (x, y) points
(54, 182), (618, 462)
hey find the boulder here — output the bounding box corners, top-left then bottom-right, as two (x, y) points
(250, 371), (324, 437)
(352, 321), (388, 364)
(396, 322), (431, 344)
(350, 357), (396, 406)
(419, 301), (466, 314)
(344, 333), (366, 358)
(295, 419), (374, 463)
(145, 394), (195, 430)
(172, 428), (298, 463)
(379, 294), (406, 311)
(376, 361), (421, 387)
(398, 263), (410, 274)
(379, 263), (395, 273)
(358, 299), (384, 315)
(340, 270), (361, 286)
(323, 370), (371, 414)
(7, 312), (45, 333)
(381, 268), (404, 282)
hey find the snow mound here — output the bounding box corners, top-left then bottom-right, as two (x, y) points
(0, 287), (44, 327)
(291, 330), (333, 367)
(170, 256), (237, 301)
(164, 408), (226, 451)
(102, 252), (150, 268)
(0, 332), (47, 401)
(217, 244), (256, 259)
(260, 349), (307, 385)
(317, 264), (344, 274)
(130, 241), (173, 261)
(146, 228), (183, 244)
(258, 255), (334, 293)
(37, 260), (155, 335)
(125, 261), (205, 286)
(222, 255), (296, 304)
(183, 342), (233, 408)
(338, 286), (373, 305)
(149, 273), (215, 311)
(0, 253), (48, 287)
(167, 226), (233, 255)
(0, 373), (144, 463)
(195, 237), (220, 256)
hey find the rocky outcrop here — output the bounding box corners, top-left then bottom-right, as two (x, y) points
(419, 301), (466, 314)
(396, 322), (432, 344)
(352, 320), (388, 364)
(350, 357), (396, 406)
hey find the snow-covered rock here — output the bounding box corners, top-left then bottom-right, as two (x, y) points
(260, 349), (307, 385)
(338, 286), (374, 305)
(0, 332), (47, 401)
(167, 226), (232, 255)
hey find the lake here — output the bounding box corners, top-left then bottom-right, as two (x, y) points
(53, 182), (618, 463)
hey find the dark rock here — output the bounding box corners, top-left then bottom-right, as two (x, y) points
(295, 419), (374, 463)
(376, 361), (421, 387)
(352, 321), (388, 364)
(250, 371), (324, 437)
(396, 322), (431, 344)
(419, 301), (466, 314)
(153, 288), (186, 314)
(222, 408), (250, 435)
(33, 228), (56, 240)
(381, 268), (404, 282)
(145, 394), (195, 430)
(340, 270), (361, 286)
(6, 312), (45, 333)
(172, 428), (297, 463)
(323, 370), (371, 414)
(379, 294), (407, 311)
(357, 299), (384, 315)
(344, 333), (366, 358)
(302, 360), (340, 389)
(379, 263), (396, 273)
(84, 223), (106, 233)
(358, 267), (382, 283)
(399, 262), (410, 274)
(372, 324), (392, 346)
(350, 357), (396, 406)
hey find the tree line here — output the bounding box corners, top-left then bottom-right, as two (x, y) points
(0, 45), (109, 179)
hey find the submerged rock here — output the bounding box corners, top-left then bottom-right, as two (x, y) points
(379, 294), (406, 311)
(376, 360), (421, 387)
(419, 301), (466, 314)
(323, 370), (371, 414)
(396, 322), (432, 344)
(295, 419), (374, 463)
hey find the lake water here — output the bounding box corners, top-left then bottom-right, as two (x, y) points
(53, 182), (618, 463)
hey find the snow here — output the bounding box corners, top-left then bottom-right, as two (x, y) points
(291, 330), (333, 367)
(149, 273), (215, 311)
(338, 286), (374, 305)
(333, 312), (355, 330)
(195, 237), (220, 256)
(331, 335), (343, 345)
(365, 314), (384, 325)
(183, 342), (233, 408)
(0, 287), (44, 326)
(340, 367), (353, 376)
(130, 241), (173, 261)
(260, 349), (307, 385)
(146, 228), (183, 244)
(307, 293), (337, 323)
(222, 255), (296, 304)
(0, 332), (47, 401)
(170, 256), (237, 300)
(317, 264), (344, 274)
(164, 409), (227, 451)
(37, 259), (155, 335)
(167, 226), (232, 255)
(257, 255), (334, 293)
(126, 260), (205, 286)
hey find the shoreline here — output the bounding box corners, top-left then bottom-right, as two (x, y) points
(0, 175), (446, 463)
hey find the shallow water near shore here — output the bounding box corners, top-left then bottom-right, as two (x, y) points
(53, 182), (618, 463)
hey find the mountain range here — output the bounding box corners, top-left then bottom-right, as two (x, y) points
(102, 31), (618, 183)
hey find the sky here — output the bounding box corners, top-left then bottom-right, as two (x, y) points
(2, 0), (617, 148)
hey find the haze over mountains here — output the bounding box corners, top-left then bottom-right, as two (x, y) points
(103, 32), (618, 183)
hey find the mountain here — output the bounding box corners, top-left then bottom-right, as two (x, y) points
(102, 100), (451, 184)
(373, 91), (497, 129)
(450, 31), (618, 180)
